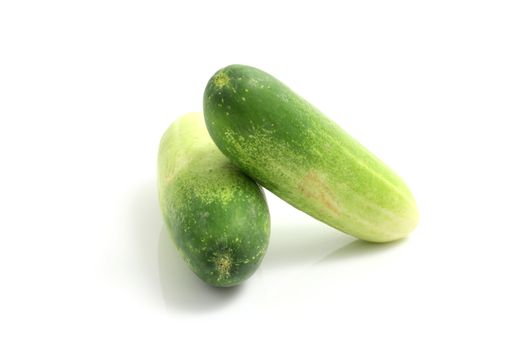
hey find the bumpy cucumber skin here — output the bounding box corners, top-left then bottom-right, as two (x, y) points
(157, 112), (270, 287)
(203, 65), (418, 242)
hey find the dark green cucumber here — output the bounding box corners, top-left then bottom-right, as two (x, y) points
(157, 112), (270, 287)
(203, 65), (418, 242)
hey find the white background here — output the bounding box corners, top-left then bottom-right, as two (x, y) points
(1, 1), (524, 349)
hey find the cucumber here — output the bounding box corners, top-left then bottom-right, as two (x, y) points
(203, 65), (418, 243)
(157, 112), (270, 287)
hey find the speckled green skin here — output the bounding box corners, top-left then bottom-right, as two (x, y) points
(157, 113), (270, 287)
(203, 65), (418, 242)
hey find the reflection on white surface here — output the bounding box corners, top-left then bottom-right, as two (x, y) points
(130, 182), (163, 296)
(261, 190), (355, 270)
(261, 221), (348, 269)
(318, 238), (406, 265)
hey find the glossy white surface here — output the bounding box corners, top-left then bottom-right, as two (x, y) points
(1, 1), (524, 349)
